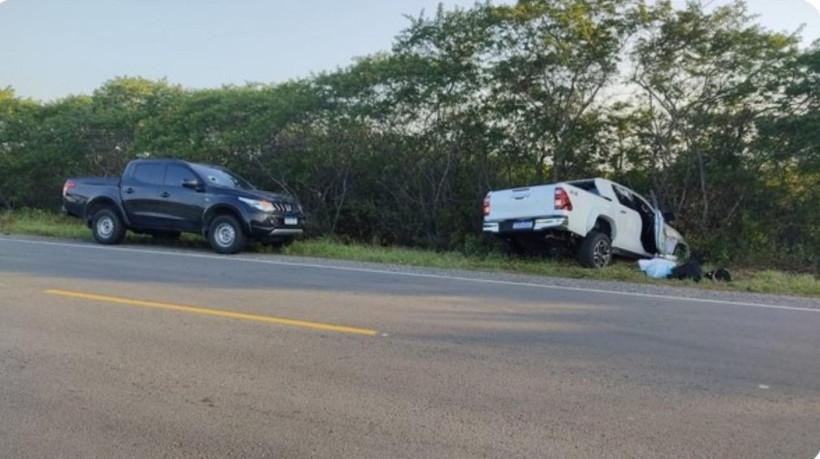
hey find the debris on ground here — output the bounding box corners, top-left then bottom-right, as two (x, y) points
(704, 267), (732, 282)
(669, 258), (703, 282)
(638, 258), (677, 279)
(639, 256), (732, 283)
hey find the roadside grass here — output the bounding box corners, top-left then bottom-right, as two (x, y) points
(2, 209), (817, 297)
(0, 209), (91, 239)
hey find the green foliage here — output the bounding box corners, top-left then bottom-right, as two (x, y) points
(0, 0), (817, 272)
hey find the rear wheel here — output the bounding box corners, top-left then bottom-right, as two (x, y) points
(91, 208), (126, 245)
(207, 215), (246, 254)
(577, 231), (612, 268)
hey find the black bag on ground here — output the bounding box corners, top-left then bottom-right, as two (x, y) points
(704, 267), (732, 282)
(668, 259), (702, 282)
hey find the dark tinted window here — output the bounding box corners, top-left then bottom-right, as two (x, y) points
(613, 186), (635, 208)
(632, 193), (653, 214)
(164, 164), (197, 187)
(569, 180), (599, 195)
(132, 164), (164, 185)
(191, 164), (255, 190)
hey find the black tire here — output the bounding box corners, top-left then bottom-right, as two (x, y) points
(91, 208), (126, 245)
(577, 231), (612, 268)
(207, 215), (246, 254)
(150, 231), (181, 241)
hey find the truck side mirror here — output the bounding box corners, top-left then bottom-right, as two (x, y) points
(182, 178), (204, 192)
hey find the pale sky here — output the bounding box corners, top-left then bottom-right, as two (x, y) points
(1, 0), (818, 102)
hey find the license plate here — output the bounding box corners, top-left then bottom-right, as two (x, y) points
(284, 217), (298, 226)
(513, 220), (533, 230)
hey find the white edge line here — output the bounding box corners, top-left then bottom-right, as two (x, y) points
(2, 236), (818, 313)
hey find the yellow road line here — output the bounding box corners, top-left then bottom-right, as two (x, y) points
(45, 289), (378, 336)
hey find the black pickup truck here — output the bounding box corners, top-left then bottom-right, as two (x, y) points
(62, 159), (305, 254)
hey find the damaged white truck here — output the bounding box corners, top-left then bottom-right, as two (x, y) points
(482, 178), (688, 268)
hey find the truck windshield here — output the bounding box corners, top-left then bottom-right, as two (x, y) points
(191, 164), (255, 190)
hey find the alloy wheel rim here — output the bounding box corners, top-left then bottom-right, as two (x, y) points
(593, 239), (611, 267)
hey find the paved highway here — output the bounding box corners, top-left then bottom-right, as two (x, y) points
(1, 236), (819, 458)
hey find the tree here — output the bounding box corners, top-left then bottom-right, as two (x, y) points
(486, 0), (639, 182)
(625, 0), (801, 261)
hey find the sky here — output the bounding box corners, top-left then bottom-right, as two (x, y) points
(1, 0), (818, 102)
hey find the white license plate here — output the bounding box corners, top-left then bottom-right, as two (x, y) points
(513, 221), (532, 230)
(284, 217), (298, 225)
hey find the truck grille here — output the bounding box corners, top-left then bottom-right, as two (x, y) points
(273, 202), (296, 212)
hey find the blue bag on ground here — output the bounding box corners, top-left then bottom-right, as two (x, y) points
(638, 258), (676, 279)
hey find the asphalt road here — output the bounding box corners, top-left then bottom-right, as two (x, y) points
(1, 236), (819, 458)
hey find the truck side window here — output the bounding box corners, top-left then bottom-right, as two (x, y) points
(613, 186), (634, 209)
(633, 194), (652, 216)
(164, 164), (197, 187)
(132, 164), (164, 185)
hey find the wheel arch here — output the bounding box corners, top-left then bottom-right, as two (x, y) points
(84, 197), (130, 227)
(202, 204), (249, 235)
(587, 214), (615, 241)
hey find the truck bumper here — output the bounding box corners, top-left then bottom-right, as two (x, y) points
(247, 213), (305, 241)
(483, 216), (568, 234)
(268, 228), (304, 237)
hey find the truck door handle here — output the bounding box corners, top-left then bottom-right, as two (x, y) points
(620, 210), (627, 214)
(160, 192), (170, 198)
(125, 188), (134, 194)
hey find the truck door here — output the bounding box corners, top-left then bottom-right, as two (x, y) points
(632, 192), (660, 255)
(611, 185), (647, 256)
(121, 162), (165, 228)
(155, 164), (205, 231)
(651, 196), (676, 256)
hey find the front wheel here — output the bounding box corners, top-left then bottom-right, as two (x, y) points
(207, 215), (247, 254)
(577, 231), (612, 268)
(91, 208), (126, 245)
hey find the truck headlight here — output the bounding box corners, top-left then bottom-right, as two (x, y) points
(239, 197), (274, 212)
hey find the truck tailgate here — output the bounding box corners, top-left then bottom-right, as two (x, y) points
(487, 185), (556, 221)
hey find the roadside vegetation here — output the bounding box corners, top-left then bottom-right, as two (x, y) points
(1, 1), (817, 275)
(2, 209), (817, 297)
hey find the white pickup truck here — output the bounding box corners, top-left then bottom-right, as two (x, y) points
(482, 178), (688, 268)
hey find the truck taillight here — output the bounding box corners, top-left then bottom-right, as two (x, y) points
(62, 180), (75, 198)
(555, 187), (572, 211)
(482, 192), (491, 216)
